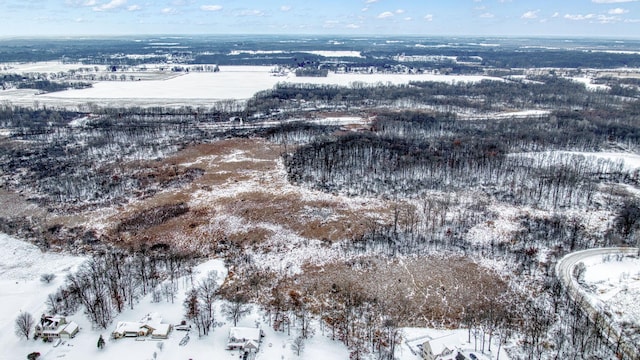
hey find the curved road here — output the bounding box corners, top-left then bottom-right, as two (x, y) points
(556, 247), (639, 360)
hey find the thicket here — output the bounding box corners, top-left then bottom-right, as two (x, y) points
(47, 248), (197, 329)
(246, 75), (633, 116)
(0, 107), (214, 210)
(285, 110), (638, 208)
(1, 73), (91, 92)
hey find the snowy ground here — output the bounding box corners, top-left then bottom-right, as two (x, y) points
(510, 151), (640, 171)
(400, 328), (510, 360)
(0, 232), (351, 360)
(581, 252), (640, 328)
(0, 233), (86, 360)
(568, 77), (610, 91)
(0, 230), (514, 360)
(0, 63), (502, 108)
(460, 109), (550, 120)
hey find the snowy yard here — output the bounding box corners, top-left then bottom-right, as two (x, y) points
(581, 252), (640, 327)
(0, 233), (351, 360)
(399, 328), (510, 360)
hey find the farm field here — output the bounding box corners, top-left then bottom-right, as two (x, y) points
(0, 63), (503, 108)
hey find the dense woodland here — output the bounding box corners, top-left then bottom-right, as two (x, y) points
(2, 59), (640, 359)
(3, 36), (640, 70)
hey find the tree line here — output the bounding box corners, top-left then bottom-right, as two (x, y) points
(246, 75), (638, 116)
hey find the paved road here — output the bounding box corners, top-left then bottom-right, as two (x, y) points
(556, 247), (639, 360)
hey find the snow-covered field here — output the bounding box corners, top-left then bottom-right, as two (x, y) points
(45, 66), (500, 100)
(0, 63), (502, 108)
(568, 77), (610, 91)
(228, 50), (363, 58)
(0, 61), (92, 74)
(460, 109), (550, 120)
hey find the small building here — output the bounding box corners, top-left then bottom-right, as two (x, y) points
(59, 322), (79, 339)
(151, 323), (172, 339)
(227, 327), (263, 351)
(35, 315), (79, 340)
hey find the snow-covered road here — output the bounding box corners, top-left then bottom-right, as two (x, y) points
(556, 247), (639, 360)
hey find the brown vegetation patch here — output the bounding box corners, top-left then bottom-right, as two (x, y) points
(299, 256), (516, 327)
(133, 165), (205, 190)
(165, 139), (282, 165)
(0, 188), (46, 220)
(225, 227), (276, 248)
(99, 136), (392, 252)
(218, 191), (304, 224)
(216, 191), (382, 242)
(117, 202), (189, 233)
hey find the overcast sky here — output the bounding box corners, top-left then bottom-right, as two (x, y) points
(0, 0), (639, 38)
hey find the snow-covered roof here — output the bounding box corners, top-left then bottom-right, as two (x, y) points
(112, 313), (173, 338)
(228, 327), (261, 342)
(140, 313), (163, 328)
(423, 333), (458, 357)
(49, 315), (65, 324)
(152, 323), (171, 336)
(227, 327), (262, 349)
(244, 340), (260, 350)
(62, 322), (79, 335)
(113, 321), (148, 335)
(40, 318), (78, 337)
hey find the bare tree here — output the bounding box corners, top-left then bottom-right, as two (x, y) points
(183, 289), (200, 332)
(291, 335), (305, 356)
(15, 312), (34, 340)
(221, 293), (251, 327)
(196, 271), (219, 335)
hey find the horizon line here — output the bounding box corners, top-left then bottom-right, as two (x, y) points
(0, 33), (640, 41)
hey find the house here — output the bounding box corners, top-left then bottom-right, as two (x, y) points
(111, 313), (171, 339)
(112, 322), (153, 338)
(226, 327), (263, 351)
(35, 315), (80, 340)
(421, 338), (454, 360)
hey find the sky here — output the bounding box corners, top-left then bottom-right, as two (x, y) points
(0, 0), (639, 38)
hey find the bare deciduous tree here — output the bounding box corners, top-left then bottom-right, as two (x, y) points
(221, 293), (251, 327)
(291, 335), (305, 356)
(15, 312), (34, 340)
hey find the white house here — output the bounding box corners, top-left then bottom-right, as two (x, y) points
(421, 335), (455, 360)
(111, 321), (153, 338)
(226, 327), (263, 351)
(35, 315), (80, 340)
(111, 313), (171, 339)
